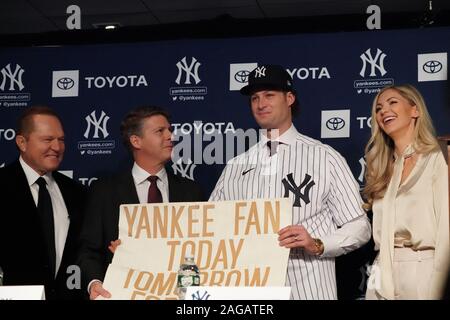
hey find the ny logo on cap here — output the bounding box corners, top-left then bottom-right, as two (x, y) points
(254, 66), (266, 78)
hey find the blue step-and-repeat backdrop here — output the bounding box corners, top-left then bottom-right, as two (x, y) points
(1, 26), (449, 298)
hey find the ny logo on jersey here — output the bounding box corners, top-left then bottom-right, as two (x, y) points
(282, 173), (315, 207)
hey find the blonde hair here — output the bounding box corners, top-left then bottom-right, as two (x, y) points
(363, 84), (439, 210)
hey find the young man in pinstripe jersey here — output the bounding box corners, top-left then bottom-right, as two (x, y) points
(210, 65), (371, 300)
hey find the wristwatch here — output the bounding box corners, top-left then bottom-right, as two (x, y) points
(313, 238), (324, 256)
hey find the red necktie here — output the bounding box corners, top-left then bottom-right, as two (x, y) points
(147, 176), (162, 203)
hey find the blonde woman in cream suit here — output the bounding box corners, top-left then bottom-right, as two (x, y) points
(363, 84), (449, 300)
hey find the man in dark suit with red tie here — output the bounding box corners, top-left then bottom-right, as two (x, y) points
(0, 106), (87, 300)
(77, 106), (203, 300)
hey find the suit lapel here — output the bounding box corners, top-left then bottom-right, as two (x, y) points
(11, 161), (55, 278)
(167, 171), (180, 202)
(12, 161), (39, 216)
(117, 171), (140, 204)
(112, 172), (139, 238)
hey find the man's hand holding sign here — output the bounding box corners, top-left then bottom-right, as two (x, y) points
(100, 198), (292, 299)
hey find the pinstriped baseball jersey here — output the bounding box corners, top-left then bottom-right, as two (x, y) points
(210, 125), (367, 300)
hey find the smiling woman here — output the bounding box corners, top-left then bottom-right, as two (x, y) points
(374, 88), (419, 142)
(363, 84), (449, 300)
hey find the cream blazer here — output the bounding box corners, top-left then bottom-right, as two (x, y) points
(372, 148), (449, 300)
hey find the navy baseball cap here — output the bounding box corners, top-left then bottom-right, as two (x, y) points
(240, 64), (295, 95)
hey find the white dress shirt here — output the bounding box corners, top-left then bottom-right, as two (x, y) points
(19, 156), (70, 278)
(132, 162), (169, 203)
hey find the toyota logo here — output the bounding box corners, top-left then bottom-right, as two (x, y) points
(326, 117), (345, 130)
(234, 70), (250, 83)
(57, 77), (75, 90)
(423, 60), (442, 74)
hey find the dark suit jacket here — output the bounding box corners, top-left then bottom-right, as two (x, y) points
(77, 169), (203, 293)
(0, 160), (87, 300)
